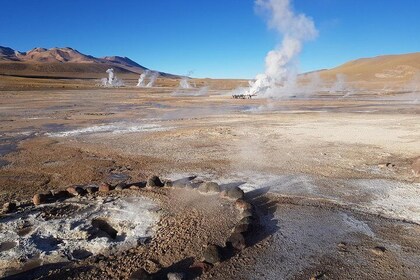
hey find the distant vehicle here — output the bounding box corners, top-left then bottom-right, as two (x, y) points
(232, 94), (257, 99)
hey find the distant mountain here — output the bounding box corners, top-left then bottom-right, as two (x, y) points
(0, 46), (176, 78)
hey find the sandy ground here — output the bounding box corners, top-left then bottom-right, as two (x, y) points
(0, 86), (419, 279)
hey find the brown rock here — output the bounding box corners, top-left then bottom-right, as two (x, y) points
(198, 182), (221, 193)
(146, 175), (164, 188)
(99, 182), (111, 193)
(66, 186), (86, 196)
(33, 193), (46, 206)
(235, 199), (252, 211)
(129, 185), (141, 190)
(203, 244), (222, 264)
(231, 223), (249, 234)
(227, 233), (246, 251)
(226, 187), (244, 200)
(412, 157), (420, 177)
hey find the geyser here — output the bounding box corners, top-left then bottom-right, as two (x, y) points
(106, 68), (114, 85)
(246, 0), (318, 98)
(136, 70), (150, 87)
(101, 68), (124, 87)
(137, 70), (159, 88)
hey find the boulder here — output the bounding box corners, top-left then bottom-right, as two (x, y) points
(146, 175), (164, 188)
(203, 244), (222, 264)
(33, 193), (46, 206)
(227, 233), (246, 251)
(226, 187), (244, 200)
(231, 223), (249, 234)
(412, 157), (420, 177)
(198, 182), (221, 193)
(99, 182), (111, 193)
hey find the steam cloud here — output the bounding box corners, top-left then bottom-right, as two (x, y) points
(245, 0), (318, 98)
(146, 71), (159, 87)
(137, 70), (150, 87)
(101, 68), (124, 87)
(180, 71), (194, 89)
(136, 70), (160, 88)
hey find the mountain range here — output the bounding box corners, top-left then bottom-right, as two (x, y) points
(0, 46), (175, 78)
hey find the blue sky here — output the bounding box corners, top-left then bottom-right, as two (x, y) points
(1, 0), (419, 78)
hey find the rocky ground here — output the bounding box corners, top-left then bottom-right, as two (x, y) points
(0, 87), (419, 279)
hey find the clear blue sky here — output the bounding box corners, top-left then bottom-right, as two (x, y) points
(1, 0), (419, 78)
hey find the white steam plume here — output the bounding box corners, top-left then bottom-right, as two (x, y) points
(106, 68), (114, 85)
(146, 71), (159, 87)
(246, 0), (318, 98)
(180, 71), (194, 89)
(137, 70), (150, 87)
(101, 68), (124, 87)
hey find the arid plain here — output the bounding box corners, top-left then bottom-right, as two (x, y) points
(0, 68), (419, 279)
